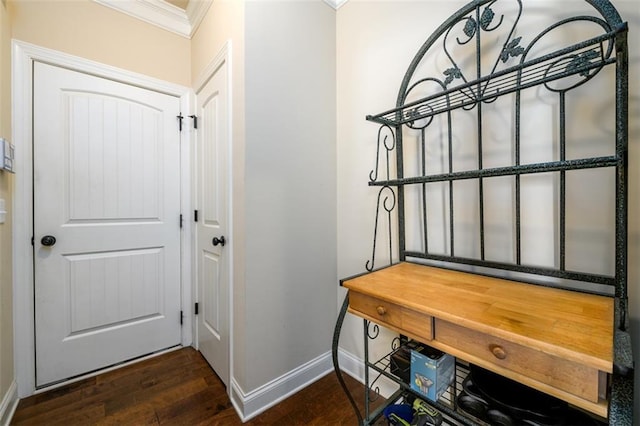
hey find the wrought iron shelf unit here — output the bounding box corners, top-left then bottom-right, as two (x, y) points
(332, 0), (632, 425)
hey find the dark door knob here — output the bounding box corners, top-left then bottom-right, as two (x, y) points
(212, 236), (226, 247)
(41, 235), (57, 247)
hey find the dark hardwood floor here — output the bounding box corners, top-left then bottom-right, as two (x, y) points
(11, 347), (371, 425)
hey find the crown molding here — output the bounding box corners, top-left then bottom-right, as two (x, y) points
(92, 0), (212, 39)
(185, 0), (212, 35)
(322, 0), (348, 10)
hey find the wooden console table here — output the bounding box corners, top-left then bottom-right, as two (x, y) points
(343, 261), (613, 418)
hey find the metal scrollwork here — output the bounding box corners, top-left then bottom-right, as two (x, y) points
(367, 385), (381, 403)
(501, 36), (525, 63)
(367, 123), (398, 272)
(369, 124), (395, 183)
(443, 67), (462, 88)
(365, 186), (396, 272)
(366, 320), (380, 340)
(525, 16), (614, 93)
(404, 78), (445, 130)
(480, 4), (503, 32)
(442, 0), (524, 106)
(567, 50), (600, 77)
(391, 337), (402, 351)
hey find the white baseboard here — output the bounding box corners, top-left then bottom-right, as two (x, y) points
(230, 351), (333, 422)
(0, 381), (19, 426)
(337, 347), (365, 383)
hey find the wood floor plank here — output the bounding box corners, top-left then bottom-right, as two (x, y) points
(157, 389), (234, 425)
(10, 388), (86, 422)
(95, 402), (159, 426)
(12, 347), (368, 425)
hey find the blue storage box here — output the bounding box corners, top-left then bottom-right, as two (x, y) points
(410, 345), (455, 402)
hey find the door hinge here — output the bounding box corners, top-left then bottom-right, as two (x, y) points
(177, 114), (184, 131)
(31, 236), (34, 246)
(194, 210), (198, 222)
(180, 310), (184, 325)
(189, 115), (198, 129)
(195, 302), (199, 315)
(180, 214), (183, 228)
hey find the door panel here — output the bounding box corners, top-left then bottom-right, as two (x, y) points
(34, 61), (182, 386)
(66, 248), (164, 334)
(202, 253), (221, 338)
(66, 93), (163, 221)
(196, 60), (229, 386)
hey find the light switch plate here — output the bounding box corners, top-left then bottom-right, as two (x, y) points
(0, 138), (15, 173)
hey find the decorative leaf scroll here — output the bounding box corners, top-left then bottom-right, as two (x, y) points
(480, 7), (495, 31)
(500, 37), (525, 63)
(567, 50), (599, 77)
(463, 6), (501, 39)
(463, 17), (477, 38)
(404, 108), (421, 124)
(444, 67), (462, 86)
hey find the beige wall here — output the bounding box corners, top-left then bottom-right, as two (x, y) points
(9, 0), (190, 87)
(0, 0), (14, 407)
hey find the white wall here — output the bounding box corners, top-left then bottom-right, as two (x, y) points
(336, 0), (640, 419)
(243, 0), (337, 391)
(193, 1), (337, 418)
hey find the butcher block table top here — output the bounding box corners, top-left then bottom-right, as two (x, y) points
(342, 261), (614, 372)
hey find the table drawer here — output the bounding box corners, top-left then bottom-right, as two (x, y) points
(349, 292), (433, 342)
(434, 319), (602, 402)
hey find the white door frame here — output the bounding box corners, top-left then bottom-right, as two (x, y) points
(192, 40), (234, 397)
(12, 40), (194, 397)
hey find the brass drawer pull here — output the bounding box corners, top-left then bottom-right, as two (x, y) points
(490, 344), (507, 360)
(376, 306), (387, 315)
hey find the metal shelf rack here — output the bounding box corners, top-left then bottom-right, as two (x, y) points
(332, 0), (632, 425)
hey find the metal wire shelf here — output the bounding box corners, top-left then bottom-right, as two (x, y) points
(363, 343), (475, 426)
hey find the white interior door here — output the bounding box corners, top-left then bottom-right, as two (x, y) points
(196, 59), (230, 386)
(33, 61), (183, 387)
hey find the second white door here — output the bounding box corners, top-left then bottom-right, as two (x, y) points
(195, 58), (230, 386)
